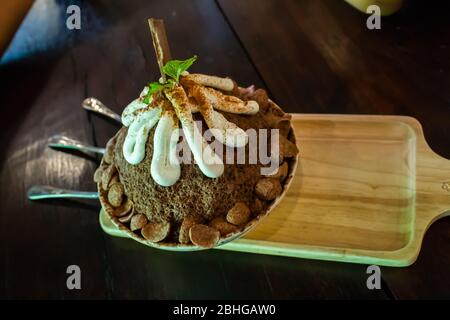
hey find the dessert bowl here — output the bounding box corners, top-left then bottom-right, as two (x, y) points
(94, 19), (299, 251)
(96, 94), (299, 251)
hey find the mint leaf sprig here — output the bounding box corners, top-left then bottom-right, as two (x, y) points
(142, 55), (197, 104)
(162, 55), (197, 82)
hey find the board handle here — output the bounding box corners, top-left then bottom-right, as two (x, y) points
(429, 152), (450, 217)
(416, 137), (450, 227)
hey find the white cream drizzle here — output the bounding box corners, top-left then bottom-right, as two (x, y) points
(123, 106), (161, 164)
(150, 110), (181, 186)
(122, 87), (150, 127)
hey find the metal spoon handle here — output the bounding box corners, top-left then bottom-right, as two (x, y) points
(82, 97), (122, 124)
(27, 185), (99, 200)
(48, 135), (105, 154)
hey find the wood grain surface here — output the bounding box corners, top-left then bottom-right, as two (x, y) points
(223, 115), (450, 266)
(99, 114), (450, 267)
(219, 0), (450, 298)
(0, 0), (448, 299)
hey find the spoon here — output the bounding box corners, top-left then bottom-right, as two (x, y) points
(27, 185), (99, 200)
(52, 97), (122, 155)
(48, 134), (105, 155)
(82, 97), (122, 124)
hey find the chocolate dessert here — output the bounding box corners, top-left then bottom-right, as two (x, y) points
(94, 19), (299, 249)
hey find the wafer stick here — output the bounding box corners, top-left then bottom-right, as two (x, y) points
(148, 18), (172, 82)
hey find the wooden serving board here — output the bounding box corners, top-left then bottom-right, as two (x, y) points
(100, 114), (450, 267)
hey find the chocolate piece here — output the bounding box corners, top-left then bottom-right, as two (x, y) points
(189, 224), (220, 248)
(251, 89), (270, 111)
(108, 183), (124, 207)
(114, 198), (133, 218)
(237, 85), (255, 100)
(94, 166), (104, 183)
(108, 174), (120, 188)
(141, 221), (170, 242)
(280, 135), (299, 158)
(250, 198), (264, 214)
(267, 162), (288, 181)
(118, 209), (134, 223)
(210, 217), (238, 236)
(226, 202), (251, 226)
(101, 164), (117, 190)
(179, 216), (199, 244)
(255, 178), (282, 201)
(103, 137), (116, 164)
(130, 213), (148, 231)
(277, 115), (292, 137)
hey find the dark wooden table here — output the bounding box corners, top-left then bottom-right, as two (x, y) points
(0, 0), (449, 299)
